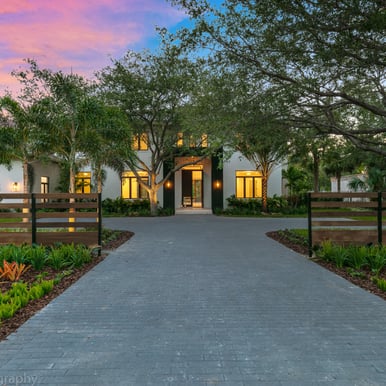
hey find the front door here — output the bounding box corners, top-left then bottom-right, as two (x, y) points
(182, 170), (203, 208)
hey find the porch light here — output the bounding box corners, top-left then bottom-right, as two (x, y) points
(214, 180), (221, 189)
(165, 180), (172, 189)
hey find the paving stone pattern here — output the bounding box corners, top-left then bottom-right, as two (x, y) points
(1, 216), (386, 385)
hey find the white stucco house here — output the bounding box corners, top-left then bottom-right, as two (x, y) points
(0, 147), (283, 213)
(0, 160), (61, 196)
(330, 173), (367, 193)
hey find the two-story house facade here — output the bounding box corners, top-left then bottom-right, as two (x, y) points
(0, 140), (283, 213)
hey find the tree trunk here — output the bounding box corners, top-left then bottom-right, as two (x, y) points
(149, 188), (158, 216)
(97, 174), (103, 194)
(261, 175), (268, 213)
(69, 164), (76, 193)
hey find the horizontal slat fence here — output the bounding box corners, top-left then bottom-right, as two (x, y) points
(0, 193), (101, 248)
(308, 192), (385, 256)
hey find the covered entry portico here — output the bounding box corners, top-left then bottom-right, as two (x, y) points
(162, 152), (224, 214)
(174, 156), (211, 211)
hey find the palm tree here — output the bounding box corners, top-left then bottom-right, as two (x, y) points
(0, 95), (48, 193)
(84, 103), (133, 193)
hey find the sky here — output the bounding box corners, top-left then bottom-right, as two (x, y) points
(0, 0), (190, 96)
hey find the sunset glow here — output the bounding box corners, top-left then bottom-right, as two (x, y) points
(0, 0), (186, 95)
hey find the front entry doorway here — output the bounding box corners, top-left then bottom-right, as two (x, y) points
(182, 169), (203, 208)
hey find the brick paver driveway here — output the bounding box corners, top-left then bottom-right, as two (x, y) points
(1, 215), (386, 385)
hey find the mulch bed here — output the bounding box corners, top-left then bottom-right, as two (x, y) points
(0, 231), (133, 342)
(266, 230), (386, 302)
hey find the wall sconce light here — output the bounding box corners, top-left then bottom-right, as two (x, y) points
(165, 180), (172, 189)
(12, 182), (20, 192)
(214, 180), (221, 189)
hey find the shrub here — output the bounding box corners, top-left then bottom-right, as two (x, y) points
(372, 277), (386, 292)
(367, 246), (386, 275)
(28, 285), (44, 300)
(46, 248), (69, 270)
(225, 195), (262, 215)
(45, 243), (92, 269)
(0, 244), (30, 264)
(346, 245), (368, 271)
(39, 280), (54, 295)
(0, 303), (16, 320)
(102, 197), (151, 216)
(26, 245), (48, 270)
(223, 195), (307, 215)
(68, 244), (92, 268)
(0, 280), (56, 322)
(316, 242), (386, 274)
(315, 240), (336, 262)
(8, 282), (29, 297)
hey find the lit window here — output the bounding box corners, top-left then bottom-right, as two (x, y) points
(132, 133), (148, 150)
(177, 132), (184, 147)
(76, 172), (91, 194)
(176, 133), (208, 148)
(41, 176), (49, 194)
(121, 171), (148, 199)
(235, 171), (262, 198)
(201, 134), (208, 148)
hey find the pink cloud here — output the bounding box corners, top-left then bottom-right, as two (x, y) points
(0, 0), (186, 96)
(0, 1), (35, 14)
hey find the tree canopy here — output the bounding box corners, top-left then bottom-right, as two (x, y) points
(171, 0), (386, 155)
(9, 59), (131, 194)
(98, 43), (217, 214)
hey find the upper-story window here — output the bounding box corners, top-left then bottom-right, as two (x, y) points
(176, 133), (208, 148)
(132, 133), (148, 150)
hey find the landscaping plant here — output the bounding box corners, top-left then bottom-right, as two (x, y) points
(316, 241), (386, 275)
(0, 260), (31, 282)
(0, 280), (56, 323)
(26, 245), (48, 270)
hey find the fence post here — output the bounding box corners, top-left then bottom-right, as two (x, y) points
(307, 192), (312, 257)
(98, 193), (102, 256)
(378, 191), (382, 245)
(31, 193), (37, 245)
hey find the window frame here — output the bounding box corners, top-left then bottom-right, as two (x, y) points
(121, 171), (149, 199)
(235, 170), (263, 199)
(132, 133), (149, 151)
(40, 176), (49, 194)
(75, 172), (91, 194)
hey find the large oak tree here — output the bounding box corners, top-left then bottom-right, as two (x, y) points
(171, 0), (386, 155)
(98, 43), (215, 215)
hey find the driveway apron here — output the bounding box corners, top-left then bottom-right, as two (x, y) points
(0, 215), (386, 385)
